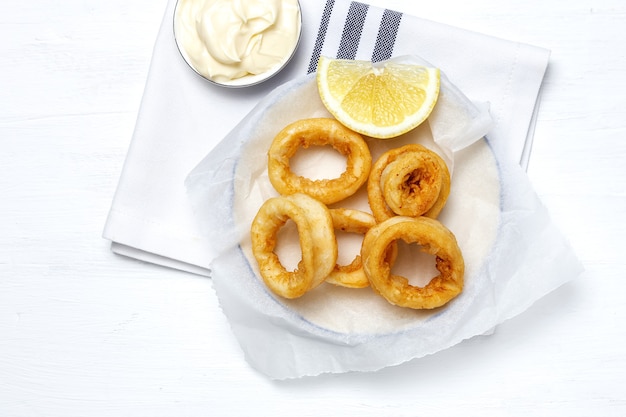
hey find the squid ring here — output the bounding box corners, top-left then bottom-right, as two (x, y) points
(250, 193), (338, 299)
(325, 208), (377, 288)
(368, 144), (450, 222)
(361, 216), (464, 309)
(268, 118), (372, 204)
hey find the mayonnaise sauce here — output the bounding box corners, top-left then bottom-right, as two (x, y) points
(174, 0), (301, 85)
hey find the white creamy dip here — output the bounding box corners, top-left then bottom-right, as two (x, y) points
(174, 0), (301, 85)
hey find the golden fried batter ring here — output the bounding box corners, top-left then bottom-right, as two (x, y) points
(251, 193), (338, 299)
(368, 144), (450, 223)
(268, 118), (372, 204)
(361, 216), (464, 309)
(325, 208), (376, 288)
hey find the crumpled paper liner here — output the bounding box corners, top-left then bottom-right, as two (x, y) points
(186, 57), (582, 379)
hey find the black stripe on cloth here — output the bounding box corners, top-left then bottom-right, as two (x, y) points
(371, 9), (403, 62)
(336, 2), (369, 60)
(307, 0), (336, 74)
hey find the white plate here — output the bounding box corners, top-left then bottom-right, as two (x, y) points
(187, 68), (579, 379)
(232, 73), (501, 337)
(186, 70), (526, 378)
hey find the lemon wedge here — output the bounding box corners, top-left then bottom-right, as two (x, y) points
(316, 56), (441, 139)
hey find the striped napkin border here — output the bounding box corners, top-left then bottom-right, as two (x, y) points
(307, 0), (404, 73)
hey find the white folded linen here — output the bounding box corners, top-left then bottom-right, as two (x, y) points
(103, 0), (550, 274)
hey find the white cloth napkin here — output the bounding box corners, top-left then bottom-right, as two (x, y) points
(103, 0), (550, 274)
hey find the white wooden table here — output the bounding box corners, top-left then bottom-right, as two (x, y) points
(2, 0), (625, 415)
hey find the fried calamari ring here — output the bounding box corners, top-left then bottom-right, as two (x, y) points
(268, 118), (372, 204)
(325, 208), (376, 288)
(368, 144), (450, 223)
(251, 193), (338, 299)
(361, 216), (464, 309)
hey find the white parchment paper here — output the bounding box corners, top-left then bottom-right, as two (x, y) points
(186, 58), (583, 379)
